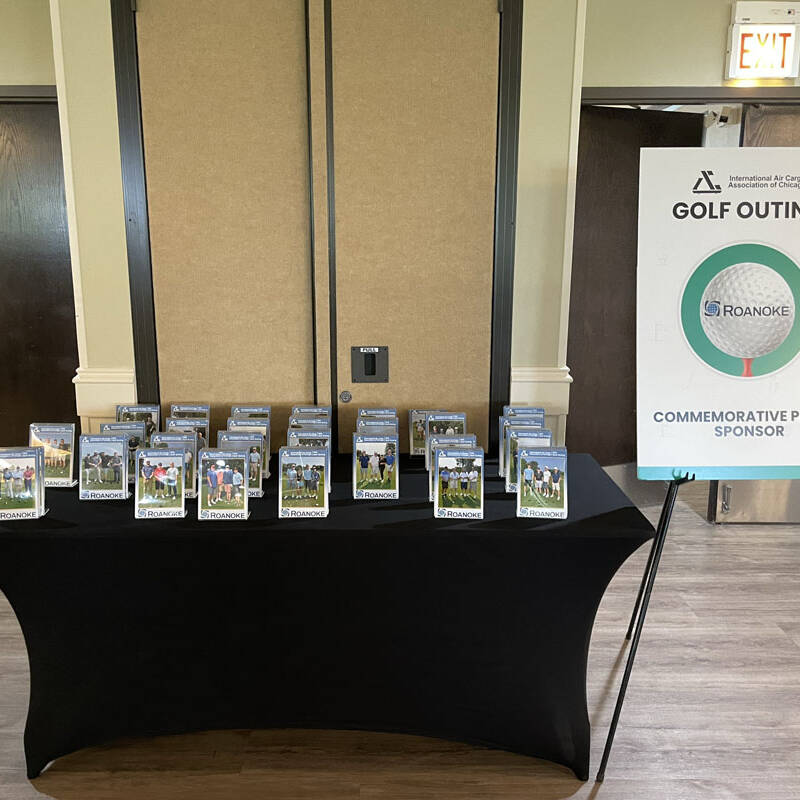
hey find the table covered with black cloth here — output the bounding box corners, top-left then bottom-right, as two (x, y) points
(0, 453), (653, 781)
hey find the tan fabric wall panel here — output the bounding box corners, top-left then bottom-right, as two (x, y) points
(136, 0), (314, 445)
(330, 0), (499, 450)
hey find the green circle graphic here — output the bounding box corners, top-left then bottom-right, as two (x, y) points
(681, 243), (800, 377)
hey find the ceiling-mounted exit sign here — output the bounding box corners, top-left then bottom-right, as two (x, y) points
(726, 2), (800, 79)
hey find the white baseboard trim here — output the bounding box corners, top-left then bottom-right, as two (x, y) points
(509, 366), (572, 446)
(73, 367), (137, 433)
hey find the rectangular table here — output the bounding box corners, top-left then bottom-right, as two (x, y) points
(0, 453), (653, 781)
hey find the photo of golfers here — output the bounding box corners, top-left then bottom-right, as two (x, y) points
(119, 410), (157, 442)
(427, 419), (465, 437)
(247, 445), (262, 488)
(80, 443), (125, 491)
(281, 455), (326, 507)
(355, 441), (397, 491)
(436, 455), (481, 509)
(137, 454), (184, 509)
(518, 453), (566, 511)
(412, 416), (427, 453)
(0, 456), (37, 511)
(168, 421), (208, 451)
(506, 431), (551, 489)
(29, 430), (72, 481)
(201, 456), (247, 509)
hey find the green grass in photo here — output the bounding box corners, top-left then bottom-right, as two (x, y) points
(281, 470), (326, 508)
(137, 471), (184, 509)
(355, 467), (396, 491)
(437, 480), (482, 509)
(44, 462), (71, 480)
(0, 481), (37, 510)
(519, 483), (565, 510)
(81, 468), (123, 492)
(200, 482), (246, 510)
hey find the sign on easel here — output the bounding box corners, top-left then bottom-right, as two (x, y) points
(637, 147), (800, 480)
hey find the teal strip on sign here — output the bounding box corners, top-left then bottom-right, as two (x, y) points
(638, 466), (800, 481)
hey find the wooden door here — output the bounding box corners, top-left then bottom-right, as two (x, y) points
(327, 0), (500, 450)
(135, 0), (314, 445)
(567, 106), (703, 465)
(0, 102), (78, 444)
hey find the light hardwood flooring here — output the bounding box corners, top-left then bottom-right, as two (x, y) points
(2, 476), (799, 799)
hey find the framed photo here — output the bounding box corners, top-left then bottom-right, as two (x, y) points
(498, 414), (545, 477)
(433, 448), (483, 520)
(151, 432), (198, 498)
(135, 448), (187, 518)
(198, 449), (249, 520)
(498, 407), (545, 475)
(427, 435), (477, 500)
(116, 404), (159, 444)
(517, 447), (567, 519)
(29, 423), (76, 487)
(286, 428), (331, 492)
(424, 413), (466, 469)
(170, 403), (210, 419)
(231, 404), (271, 420)
(278, 447), (329, 517)
(100, 421), (146, 484)
(352, 434), (399, 499)
(505, 428), (552, 493)
(408, 410), (441, 456)
(227, 418), (271, 475)
(79, 434), (129, 500)
(166, 417), (210, 451)
(0, 447), (46, 520)
(218, 431), (265, 497)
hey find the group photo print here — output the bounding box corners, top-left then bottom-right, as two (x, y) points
(281, 455), (326, 508)
(354, 441), (397, 491)
(201, 457), (247, 508)
(436, 455), (481, 509)
(0, 455), (38, 511)
(80, 445), (125, 492)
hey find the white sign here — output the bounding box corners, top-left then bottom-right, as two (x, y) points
(727, 23), (800, 78)
(637, 148), (800, 480)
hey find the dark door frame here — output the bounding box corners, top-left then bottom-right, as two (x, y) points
(110, 0), (159, 403)
(582, 86), (800, 106)
(0, 86), (57, 101)
(110, 0), (523, 449)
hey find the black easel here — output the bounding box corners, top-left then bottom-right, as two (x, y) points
(596, 472), (695, 782)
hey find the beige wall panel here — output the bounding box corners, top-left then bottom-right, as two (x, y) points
(136, 0), (314, 445)
(0, 0), (55, 85)
(331, 0), (498, 450)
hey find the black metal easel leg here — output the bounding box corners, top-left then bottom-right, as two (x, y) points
(625, 494), (669, 640)
(596, 474), (693, 782)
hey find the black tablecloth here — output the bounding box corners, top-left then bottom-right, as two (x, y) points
(0, 454), (652, 781)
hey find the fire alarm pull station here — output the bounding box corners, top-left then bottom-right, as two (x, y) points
(351, 346), (389, 383)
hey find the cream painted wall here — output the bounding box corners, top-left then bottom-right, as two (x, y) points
(509, 0), (585, 444)
(583, 0), (797, 87)
(0, 0), (55, 85)
(50, 0), (137, 432)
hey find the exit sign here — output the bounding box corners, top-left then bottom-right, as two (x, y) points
(727, 2), (800, 79)
(728, 24), (800, 77)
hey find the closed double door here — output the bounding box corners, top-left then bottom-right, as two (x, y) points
(135, 0), (502, 450)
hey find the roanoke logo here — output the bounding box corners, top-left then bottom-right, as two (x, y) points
(681, 244), (800, 378)
(692, 170), (722, 194)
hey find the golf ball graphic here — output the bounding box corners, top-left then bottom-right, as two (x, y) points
(700, 262), (795, 376)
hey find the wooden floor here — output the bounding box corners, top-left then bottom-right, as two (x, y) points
(2, 477), (800, 799)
